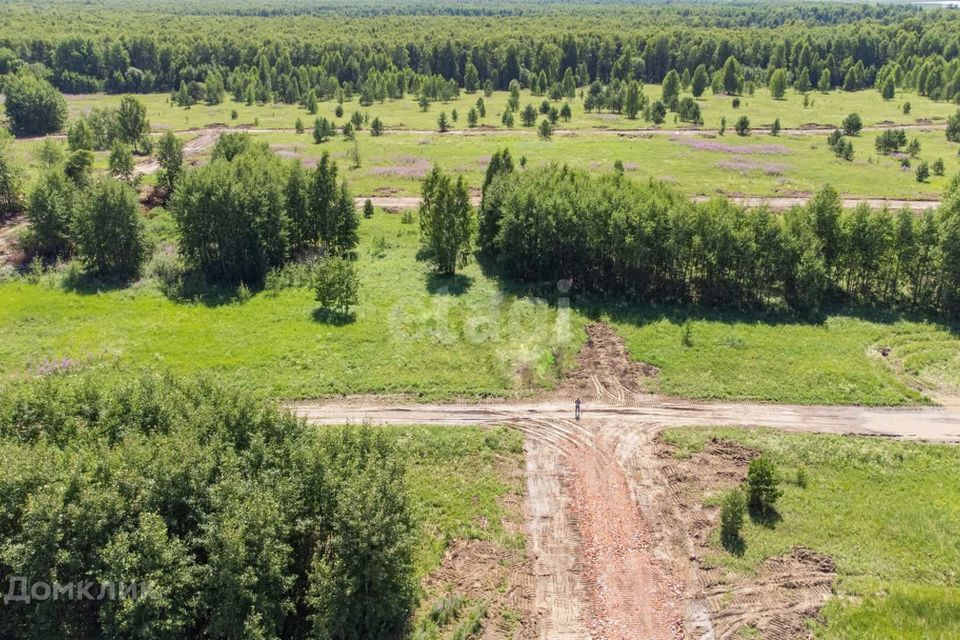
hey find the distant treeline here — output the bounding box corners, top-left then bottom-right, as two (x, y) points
(479, 154), (960, 316)
(1, 2), (960, 101)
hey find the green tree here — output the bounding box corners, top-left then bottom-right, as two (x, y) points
(881, 77), (896, 100)
(116, 96), (151, 153)
(464, 62), (479, 93)
(285, 161), (310, 253)
(691, 64), (709, 98)
(721, 56), (741, 94)
(156, 131), (184, 195)
(734, 115), (750, 136)
(73, 177), (145, 278)
(916, 161), (930, 183)
(818, 70), (832, 92)
(661, 69), (681, 104)
(796, 67), (812, 93)
(26, 170), (77, 257)
(418, 166), (473, 274)
(538, 118), (553, 140)
(771, 118), (782, 136)
(313, 117), (335, 143)
(370, 117), (383, 136)
(768, 68), (788, 99)
(467, 107), (478, 128)
(747, 457), (782, 520)
(947, 110), (960, 143)
(0, 137), (24, 218)
(314, 257), (359, 317)
(67, 118), (95, 151)
(720, 489), (746, 553)
(3, 73), (67, 136)
(437, 111), (449, 133)
(521, 103), (537, 127)
(363, 198), (374, 219)
(625, 80), (642, 119)
(108, 141), (135, 183)
(842, 113), (863, 136)
(64, 149), (94, 187)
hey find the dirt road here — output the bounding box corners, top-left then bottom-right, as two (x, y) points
(289, 324), (960, 640)
(359, 195), (940, 212)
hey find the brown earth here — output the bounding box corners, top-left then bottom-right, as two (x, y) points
(424, 539), (537, 640)
(653, 437), (836, 639)
(0, 214), (28, 266)
(291, 321), (960, 639)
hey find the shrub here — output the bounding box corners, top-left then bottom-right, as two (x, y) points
(734, 115), (750, 136)
(314, 257), (359, 317)
(747, 456), (782, 519)
(73, 177), (145, 279)
(0, 370), (416, 640)
(720, 488), (746, 553)
(363, 198), (375, 218)
(842, 112), (863, 136)
(947, 110), (960, 143)
(3, 73), (67, 136)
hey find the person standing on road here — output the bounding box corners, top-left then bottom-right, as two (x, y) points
(575, 398), (581, 420)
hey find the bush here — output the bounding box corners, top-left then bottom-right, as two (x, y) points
(3, 73), (67, 136)
(314, 257), (359, 317)
(842, 112), (863, 136)
(73, 177), (146, 279)
(720, 488), (746, 553)
(26, 170), (78, 257)
(747, 456), (782, 520)
(0, 370), (416, 640)
(947, 110), (960, 143)
(0, 135), (24, 218)
(734, 115), (750, 136)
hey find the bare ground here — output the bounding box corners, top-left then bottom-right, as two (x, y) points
(290, 322), (960, 639)
(0, 214), (27, 266)
(358, 195), (940, 213)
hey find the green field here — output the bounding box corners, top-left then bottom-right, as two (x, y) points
(9, 87), (960, 199)
(3, 208), (959, 405)
(662, 427), (960, 639)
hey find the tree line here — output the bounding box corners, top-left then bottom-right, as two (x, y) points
(0, 368), (415, 640)
(2, 2), (960, 103)
(479, 153), (960, 316)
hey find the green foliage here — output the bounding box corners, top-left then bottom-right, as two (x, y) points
(115, 96), (150, 153)
(3, 73), (67, 136)
(418, 166), (473, 275)
(720, 488), (746, 553)
(916, 161), (930, 183)
(64, 149), (94, 187)
(0, 136), (23, 218)
(73, 177), (145, 278)
(67, 118), (95, 151)
(26, 169), (78, 257)
(170, 146), (287, 284)
(314, 256), (359, 318)
(363, 198), (374, 219)
(691, 64), (710, 98)
(313, 116), (335, 143)
(0, 370), (416, 640)
(537, 118), (553, 140)
(946, 110), (960, 143)
(768, 68), (788, 99)
(842, 112), (863, 136)
(734, 115), (750, 136)
(747, 456), (782, 519)
(108, 141), (135, 183)
(155, 131), (184, 194)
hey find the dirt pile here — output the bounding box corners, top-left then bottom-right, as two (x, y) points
(559, 322), (659, 404)
(654, 436), (837, 639)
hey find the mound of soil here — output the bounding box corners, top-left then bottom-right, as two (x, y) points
(654, 436), (836, 639)
(558, 322), (659, 404)
(424, 539), (536, 640)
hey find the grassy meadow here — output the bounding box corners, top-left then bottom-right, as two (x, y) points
(2, 208), (959, 405)
(662, 427), (960, 639)
(8, 86), (958, 200)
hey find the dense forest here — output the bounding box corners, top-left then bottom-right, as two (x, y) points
(479, 153), (960, 316)
(2, 1), (960, 101)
